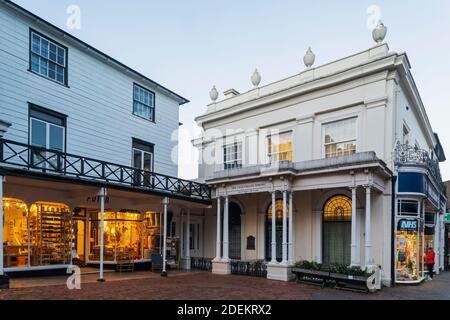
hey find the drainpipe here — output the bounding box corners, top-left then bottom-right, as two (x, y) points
(391, 175), (397, 287)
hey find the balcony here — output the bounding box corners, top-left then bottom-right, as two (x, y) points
(0, 139), (211, 203)
(394, 142), (444, 189)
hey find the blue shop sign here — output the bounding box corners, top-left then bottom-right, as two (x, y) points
(398, 219), (418, 232)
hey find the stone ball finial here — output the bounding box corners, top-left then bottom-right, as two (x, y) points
(303, 47), (315, 68)
(372, 20), (387, 44)
(251, 68), (261, 88)
(209, 85), (219, 102)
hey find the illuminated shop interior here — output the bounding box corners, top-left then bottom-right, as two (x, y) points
(3, 198), (163, 270)
(80, 209), (162, 263)
(3, 199), (72, 269)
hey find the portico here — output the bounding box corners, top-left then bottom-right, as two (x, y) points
(208, 153), (392, 282)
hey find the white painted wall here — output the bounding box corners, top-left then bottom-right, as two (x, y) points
(0, 3), (181, 177)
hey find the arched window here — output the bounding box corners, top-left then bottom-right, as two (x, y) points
(323, 195), (352, 222)
(322, 195), (352, 265)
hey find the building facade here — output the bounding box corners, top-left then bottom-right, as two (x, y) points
(193, 42), (447, 286)
(0, 0), (210, 283)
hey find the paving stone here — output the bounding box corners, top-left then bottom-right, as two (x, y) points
(0, 271), (449, 300)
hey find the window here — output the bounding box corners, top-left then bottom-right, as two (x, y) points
(403, 124), (410, 145)
(132, 139), (154, 186)
(29, 105), (66, 169)
(133, 84), (155, 121)
(398, 200), (419, 216)
(267, 132), (293, 163)
(323, 117), (357, 158)
(323, 195), (352, 222)
(30, 31), (67, 85)
(223, 142), (242, 170)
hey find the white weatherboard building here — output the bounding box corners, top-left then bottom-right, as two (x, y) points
(193, 28), (447, 286)
(0, 0), (210, 285)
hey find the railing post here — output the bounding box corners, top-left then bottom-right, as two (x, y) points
(102, 162), (106, 179)
(80, 158), (85, 176)
(0, 139), (3, 162)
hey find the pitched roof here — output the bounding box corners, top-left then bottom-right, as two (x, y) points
(1, 0), (189, 105)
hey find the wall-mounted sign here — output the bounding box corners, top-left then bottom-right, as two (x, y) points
(246, 236), (256, 250)
(397, 219), (418, 232)
(227, 182), (272, 195)
(86, 196), (110, 204)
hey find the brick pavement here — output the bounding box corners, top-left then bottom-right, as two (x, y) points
(0, 271), (449, 300)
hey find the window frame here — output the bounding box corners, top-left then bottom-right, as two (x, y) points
(28, 104), (67, 153)
(132, 138), (155, 173)
(223, 141), (243, 170)
(267, 131), (293, 163)
(322, 117), (357, 159)
(132, 83), (156, 123)
(397, 199), (420, 217)
(29, 29), (69, 87)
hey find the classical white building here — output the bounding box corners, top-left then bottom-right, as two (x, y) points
(0, 0), (210, 286)
(193, 26), (447, 286)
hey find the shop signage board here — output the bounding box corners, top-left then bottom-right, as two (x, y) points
(445, 213), (450, 223)
(226, 182), (273, 196)
(397, 219), (419, 232)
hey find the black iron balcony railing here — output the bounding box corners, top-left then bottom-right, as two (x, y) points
(0, 139), (211, 202)
(394, 142), (443, 187)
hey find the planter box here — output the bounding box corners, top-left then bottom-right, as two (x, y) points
(292, 268), (331, 287)
(293, 268), (375, 293)
(330, 273), (372, 293)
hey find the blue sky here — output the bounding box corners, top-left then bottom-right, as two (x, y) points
(14, 0), (450, 180)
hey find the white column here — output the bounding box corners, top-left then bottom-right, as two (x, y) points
(271, 191), (277, 264)
(98, 187), (107, 282)
(214, 197), (221, 261)
(161, 197), (169, 277)
(223, 196), (230, 261)
(350, 186), (357, 266)
(180, 210), (184, 258)
(288, 191), (294, 265)
(314, 211), (322, 263)
(186, 208), (191, 260)
(365, 185), (372, 267)
(282, 191), (288, 264)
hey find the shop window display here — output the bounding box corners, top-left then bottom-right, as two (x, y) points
(143, 211), (161, 259)
(89, 211), (117, 261)
(88, 210), (161, 262)
(29, 202), (72, 266)
(396, 219), (424, 282)
(115, 211), (142, 260)
(3, 198), (29, 268)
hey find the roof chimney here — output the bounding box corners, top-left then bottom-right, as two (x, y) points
(223, 89), (240, 99)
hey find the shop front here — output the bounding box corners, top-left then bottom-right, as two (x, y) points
(73, 208), (162, 265)
(395, 218), (424, 283)
(0, 137), (211, 280)
(3, 198), (72, 271)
